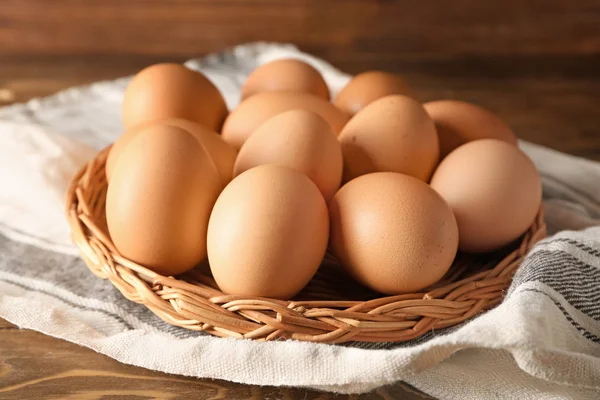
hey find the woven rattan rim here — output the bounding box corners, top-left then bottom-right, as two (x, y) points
(66, 146), (547, 343)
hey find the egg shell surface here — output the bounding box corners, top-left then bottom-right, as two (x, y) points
(338, 95), (439, 182)
(423, 100), (517, 159)
(430, 139), (542, 253)
(122, 63), (228, 132)
(334, 71), (417, 115)
(234, 110), (342, 202)
(207, 165), (329, 299)
(329, 172), (458, 294)
(221, 91), (349, 149)
(106, 124), (221, 275)
(241, 58), (329, 100)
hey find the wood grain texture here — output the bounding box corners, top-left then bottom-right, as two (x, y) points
(1, 0), (600, 57)
(0, 319), (429, 399)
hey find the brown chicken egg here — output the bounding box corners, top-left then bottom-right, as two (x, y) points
(159, 119), (237, 186)
(423, 100), (518, 158)
(338, 95), (439, 182)
(122, 63), (228, 131)
(207, 165), (329, 299)
(234, 110), (342, 202)
(241, 58), (329, 101)
(334, 71), (416, 115)
(329, 172), (458, 294)
(106, 119), (236, 187)
(430, 139), (542, 253)
(106, 124), (221, 275)
(221, 91), (350, 149)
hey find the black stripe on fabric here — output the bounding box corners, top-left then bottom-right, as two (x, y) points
(521, 269), (600, 285)
(514, 250), (600, 321)
(516, 251), (600, 279)
(520, 288), (600, 345)
(516, 277), (600, 296)
(0, 278), (134, 331)
(543, 237), (600, 258)
(568, 302), (600, 312)
(515, 259), (600, 289)
(520, 275), (600, 287)
(567, 309), (600, 319)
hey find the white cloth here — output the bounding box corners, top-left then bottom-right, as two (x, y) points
(0, 43), (599, 399)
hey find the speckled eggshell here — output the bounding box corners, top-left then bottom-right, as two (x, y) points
(430, 139), (542, 253)
(423, 100), (518, 159)
(207, 165), (329, 299)
(338, 95), (439, 182)
(241, 58), (329, 100)
(329, 172), (458, 294)
(106, 119), (236, 187)
(106, 124), (221, 275)
(122, 63), (228, 131)
(334, 71), (417, 115)
(221, 91), (350, 149)
(234, 110), (342, 202)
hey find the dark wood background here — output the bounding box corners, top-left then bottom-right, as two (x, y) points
(2, 0), (600, 56)
(1, 1), (600, 399)
(1, 0), (600, 160)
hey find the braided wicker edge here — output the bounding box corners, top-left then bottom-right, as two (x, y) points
(66, 146), (547, 343)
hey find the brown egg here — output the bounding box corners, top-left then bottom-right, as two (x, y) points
(430, 139), (542, 253)
(122, 63), (228, 131)
(338, 95), (439, 182)
(106, 124), (221, 275)
(423, 100), (518, 159)
(334, 71), (416, 115)
(329, 172), (458, 294)
(221, 91), (350, 149)
(159, 119), (237, 186)
(207, 165), (329, 299)
(241, 58), (329, 101)
(106, 119), (236, 187)
(234, 110), (342, 202)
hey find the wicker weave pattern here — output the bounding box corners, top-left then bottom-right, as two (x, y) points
(66, 147), (547, 343)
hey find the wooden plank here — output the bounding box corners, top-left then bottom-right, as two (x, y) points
(0, 319), (429, 399)
(0, 1), (599, 57)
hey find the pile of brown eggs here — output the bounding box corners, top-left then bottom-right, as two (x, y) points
(105, 59), (542, 300)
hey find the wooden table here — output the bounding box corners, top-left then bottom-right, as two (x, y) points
(0, 319), (432, 400)
(1, 1), (600, 398)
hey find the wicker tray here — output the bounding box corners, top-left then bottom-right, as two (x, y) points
(66, 146), (547, 344)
